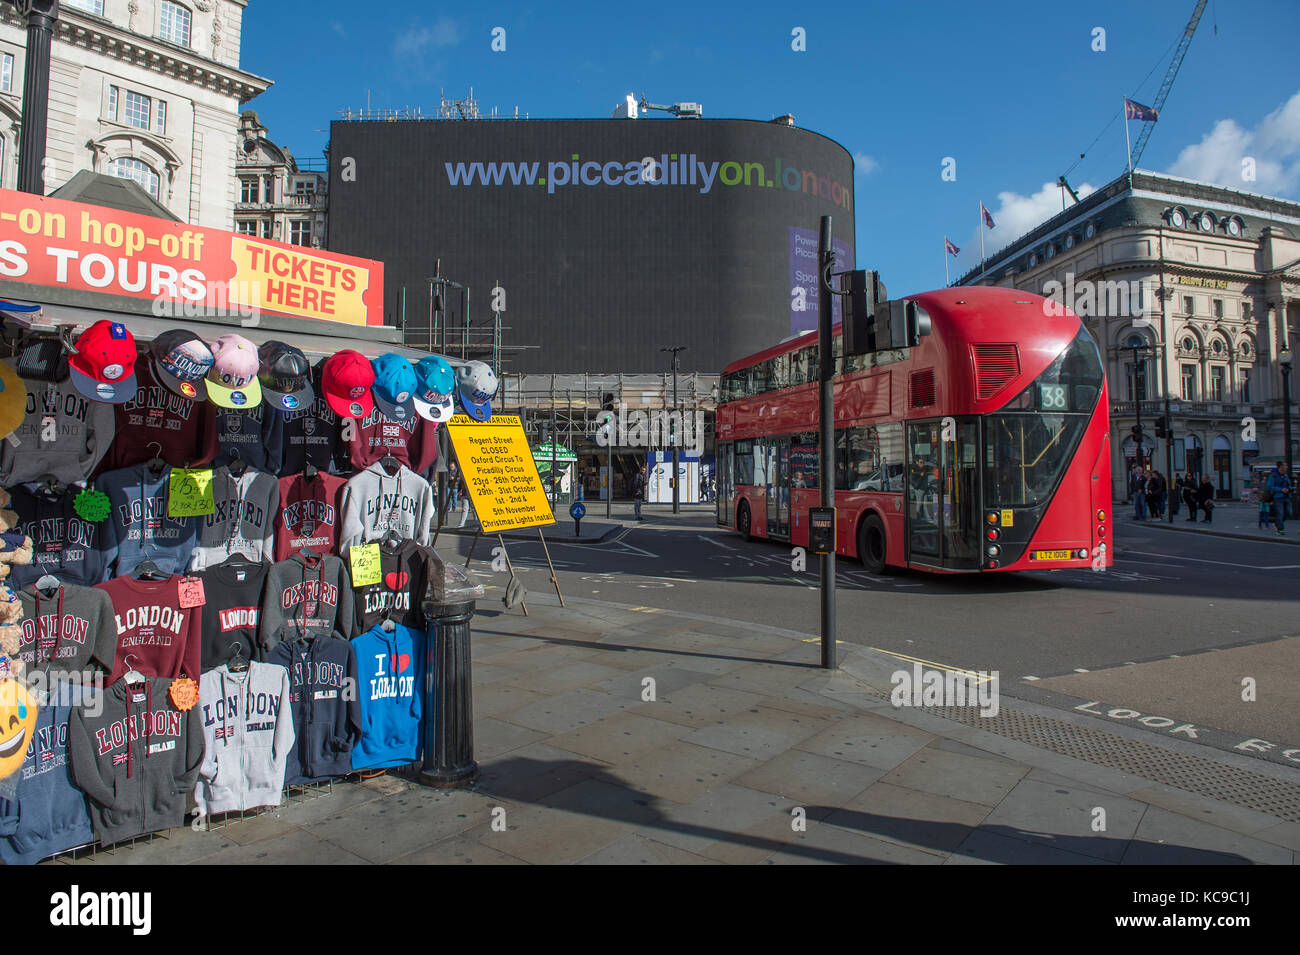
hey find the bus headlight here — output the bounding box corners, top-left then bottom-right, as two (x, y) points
(1097, 509), (1106, 521)
(986, 544), (1000, 557)
(1078, 549), (1089, 559)
(986, 528), (1000, 541)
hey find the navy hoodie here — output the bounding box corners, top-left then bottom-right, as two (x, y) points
(268, 633), (363, 784)
(98, 463), (199, 577)
(0, 682), (94, 865)
(213, 405), (285, 475)
(349, 623), (423, 770)
(7, 484), (113, 589)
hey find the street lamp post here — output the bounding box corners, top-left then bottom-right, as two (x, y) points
(1281, 345), (1294, 488)
(7, 0), (60, 195)
(661, 345), (686, 515)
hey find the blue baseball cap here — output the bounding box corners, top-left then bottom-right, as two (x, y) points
(370, 353), (417, 422)
(411, 356), (455, 423)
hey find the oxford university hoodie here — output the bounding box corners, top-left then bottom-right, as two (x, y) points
(350, 622), (423, 770)
(274, 470), (346, 560)
(98, 462), (200, 577)
(258, 550), (356, 653)
(214, 404), (285, 475)
(0, 368), (116, 486)
(338, 462), (434, 551)
(68, 677), (204, 845)
(7, 484), (113, 589)
(187, 466), (280, 572)
(267, 633), (362, 784)
(195, 661), (294, 816)
(0, 682), (94, 865)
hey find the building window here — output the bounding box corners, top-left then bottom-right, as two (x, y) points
(63, 0), (105, 13)
(1210, 367), (1225, 402)
(159, 2), (192, 47)
(236, 220), (257, 235)
(107, 85), (117, 120)
(1243, 301), (1253, 322)
(290, 220), (312, 246)
(122, 90), (150, 130)
(240, 178), (259, 203)
(0, 53), (12, 94)
(1241, 369), (1251, 403)
(107, 157), (160, 199)
(1127, 363), (1149, 402)
(154, 100), (166, 137)
(259, 220), (271, 238)
(1181, 364), (1197, 401)
(1183, 296), (1193, 315)
(1213, 299), (1223, 319)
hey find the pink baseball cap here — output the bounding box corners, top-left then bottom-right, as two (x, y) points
(205, 334), (263, 409)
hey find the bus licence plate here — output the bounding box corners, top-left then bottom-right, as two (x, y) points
(1032, 549), (1075, 561)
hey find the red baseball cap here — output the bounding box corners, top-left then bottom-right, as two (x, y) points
(322, 349), (374, 418)
(68, 320), (138, 404)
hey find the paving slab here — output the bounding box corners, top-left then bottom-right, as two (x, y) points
(684, 705), (831, 761)
(824, 780), (992, 855)
(733, 750), (885, 806)
(795, 711), (934, 771)
(548, 711), (690, 764)
(949, 828), (1113, 865)
(880, 745), (1031, 808)
(199, 828), (372, 865)
(764, 822), (949, 865)
(610, 739), (762, 803)
(577, 833), (721, 865)
(1123, 806), (1293, 865)
(977, 778), (1147, 863)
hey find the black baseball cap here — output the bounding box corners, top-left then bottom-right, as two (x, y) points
(149, 330), (213, 401)
(14, 337), (68, 382)
(258, 340), (315, 412)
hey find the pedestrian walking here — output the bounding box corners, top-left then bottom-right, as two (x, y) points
(1265, 460), (1292, 535)
(1145, 469), (1166, 520)
(1182, 472), (1199, 521)
(631, 464), (647, 521)
(1196, 477), (1215, 523)
(1258, 473), (1273, 530)
(1133, 468), (1148, 520)
(1170, 474), (1183, 517)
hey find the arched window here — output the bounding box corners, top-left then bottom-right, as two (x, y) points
(107, 157), (160, 199)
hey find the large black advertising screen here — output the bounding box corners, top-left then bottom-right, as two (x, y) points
(328, 118), (855, 374)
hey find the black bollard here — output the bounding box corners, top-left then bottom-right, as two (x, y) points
(417, 598), (478, 788)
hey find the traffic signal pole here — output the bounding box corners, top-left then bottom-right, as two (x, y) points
(816, 216), (836, 670)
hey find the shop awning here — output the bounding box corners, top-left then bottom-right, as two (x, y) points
(0, 298), (433, 361)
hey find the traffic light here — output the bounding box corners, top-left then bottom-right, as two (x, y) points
(843, 270), (886, 357)
(1154, 415), (1170, 439)
(1130, 424), (1143, 443)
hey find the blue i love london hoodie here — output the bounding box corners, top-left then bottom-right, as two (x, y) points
(0, 682), (94, 865)
(349, 623), (423, 770)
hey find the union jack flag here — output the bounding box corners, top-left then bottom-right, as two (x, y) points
(214, 727), (234, 741)
(1124, 98), (1158, 122)
(112, 752), (128, 766)
(981, 203), (996, 229)
(945, 237), (960, 257)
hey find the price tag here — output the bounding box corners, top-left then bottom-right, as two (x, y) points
(168, 468), (215, 517)
(169, 677), (199, 711)
(177, 576), (207, 609)
(349, 543), (382, 587)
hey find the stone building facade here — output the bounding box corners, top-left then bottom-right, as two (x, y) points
(0, 0), (270, 227)
(960, 170), (1300, 501)
(233, 109), (326, 247)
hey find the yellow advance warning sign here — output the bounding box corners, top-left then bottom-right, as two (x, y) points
(445, 414), (556, 533)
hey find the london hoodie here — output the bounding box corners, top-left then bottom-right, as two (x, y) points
(15, 583), (118, 683)
(213, 404), (285, 475)
(274, 470), (346, 560)
(68, 677), (204, 845)
(95, 574), (203, 684)
(194, 661), (294, 816)
(344, 405), (437, 474)
(7, 483), (113, 589)
(352, 538), (431, 633)
(97, 361), (219, 474)
(338, 462), (434, 551)
(187, 466), (280, 572)
(196, 558), (271, 670)
(0, 367), (116, 486)
(0, 682), (94, 865)
(258, 550), (356, 653)
(350, 622), (423, 770)
(98, 462), (200, 577)
(267, 633), (362, 784)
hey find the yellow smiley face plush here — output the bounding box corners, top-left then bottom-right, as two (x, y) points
(0, 677), (37, 780)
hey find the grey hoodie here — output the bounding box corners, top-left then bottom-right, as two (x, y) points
(258, 550), (356, 653)
(15, 582), (117, 683)
(187, 466), (280, 572)
(338, 462), (433, 551)
(195, 661), (294, 816)
(0, 368), (116, 485)
(67, 677), (204, 845)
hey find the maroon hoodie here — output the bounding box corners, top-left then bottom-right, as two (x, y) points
(97, 360), (219, 474)
(95, 574), (203, 684)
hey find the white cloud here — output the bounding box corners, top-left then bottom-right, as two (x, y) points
(957, 180), (1098, 269)
(854, 153), (879, 176)
(1166, 89), (1300, 195)
(394, 17), (460, 59)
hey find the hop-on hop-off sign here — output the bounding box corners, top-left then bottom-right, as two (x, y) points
(445, 414), (556, 533)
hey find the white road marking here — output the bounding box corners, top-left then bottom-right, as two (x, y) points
(1122, 550), (1300, 571)
(699, 535), (738, 551)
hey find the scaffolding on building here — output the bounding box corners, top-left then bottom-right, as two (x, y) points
(338, 89), (527, 122)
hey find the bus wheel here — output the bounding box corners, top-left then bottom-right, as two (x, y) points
(857, 514), (889, 574)
(737, 501), (753, 541)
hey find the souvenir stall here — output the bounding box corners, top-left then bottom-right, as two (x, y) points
(0, 187), (497, 864)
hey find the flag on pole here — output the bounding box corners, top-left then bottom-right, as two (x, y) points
(1124, 98), (1159, 122)
(944, 237), (960, 256)
(980, 203), (995, 229)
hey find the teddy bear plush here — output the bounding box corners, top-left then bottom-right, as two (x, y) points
(0, 488), (35, 661)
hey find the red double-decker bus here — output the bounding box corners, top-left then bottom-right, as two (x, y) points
(715, 286), (1112, 573)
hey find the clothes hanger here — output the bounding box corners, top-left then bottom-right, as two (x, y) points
(381, 527), (404, 547)
(217, 551), (261, 569)
(379, 454), (401, 475)
(298, 544), (319, 560)
(34, 573), (60, 598)
(227, 641), (249, 673)
(123, 654), (146, 685)
(144, 442), (166, 476)
(38, 473), (67, 497)
(302, 461), (318, 480)
(227, 449), (248, 478)
(131, 555), (168, 580)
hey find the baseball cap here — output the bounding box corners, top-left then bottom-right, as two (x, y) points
(149, 330), (214, 401)
(455, 360), (498, 422)
(67, 320), (138, 404)
(371, 353), (418, 423)
(13, 338), (67, 382)
(258, 340), (315, 412)
(205, 334), (262, 409)
(322, 349), (374, 419)
(0, 361), (29, 439)
(411, 356), (456, 423)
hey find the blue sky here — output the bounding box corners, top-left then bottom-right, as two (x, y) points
(242, 0), (1300, 296)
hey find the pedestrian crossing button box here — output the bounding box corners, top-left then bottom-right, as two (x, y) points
(809, 506), (835, 554)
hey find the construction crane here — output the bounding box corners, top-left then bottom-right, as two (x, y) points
(1059, 0), (1207, 202)
(1129, 0), (1207, 169)
(637, 95), (703, 119)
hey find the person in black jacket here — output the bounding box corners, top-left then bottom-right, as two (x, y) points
(1182, 472), (1199, 521)
(1195, 477), (1216, 523)
(631, 465), (647, 521)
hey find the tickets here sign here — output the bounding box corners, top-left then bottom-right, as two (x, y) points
(445, 414), (556, 533)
